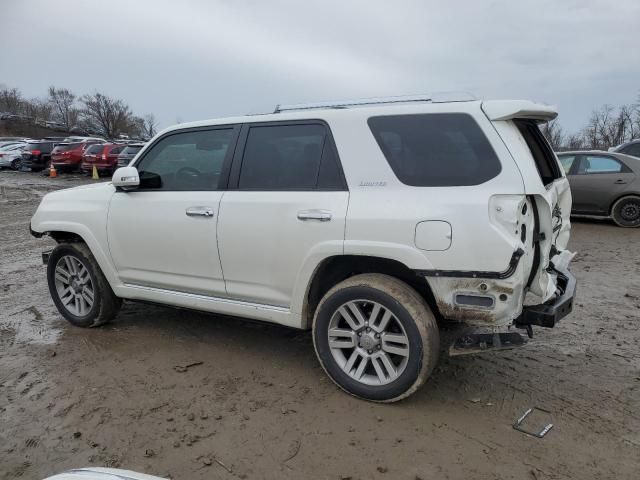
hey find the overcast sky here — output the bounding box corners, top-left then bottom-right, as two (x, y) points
(2, 0), (638, 132)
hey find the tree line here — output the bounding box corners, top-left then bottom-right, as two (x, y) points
(541, 94), (639, 151)
(0, 83), (157, 139)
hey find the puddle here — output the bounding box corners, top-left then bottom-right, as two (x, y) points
(1, 306), (62, 345)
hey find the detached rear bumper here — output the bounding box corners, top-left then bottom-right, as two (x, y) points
(516, 266), (576, 328)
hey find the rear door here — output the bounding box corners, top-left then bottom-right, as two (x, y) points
(217, 121), (348, 308)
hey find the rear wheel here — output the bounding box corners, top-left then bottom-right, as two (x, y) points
(313, 274), (439, 402)
(611, 196), (640, 228)
(47, 242), (122, 327)
(11, 158), (22, 170)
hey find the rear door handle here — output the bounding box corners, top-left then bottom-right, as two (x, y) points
(614, 179), (627, 184)
(297, 209), (332, 222)
(186, 206), (214, 217)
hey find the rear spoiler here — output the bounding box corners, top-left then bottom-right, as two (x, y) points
(481, 100), (558, 122)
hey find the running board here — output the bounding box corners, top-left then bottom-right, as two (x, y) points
(449, 331), (527, 356)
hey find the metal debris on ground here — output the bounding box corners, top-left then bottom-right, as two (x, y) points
(173, 361), (203, 372)
(513, 407), (554, 438)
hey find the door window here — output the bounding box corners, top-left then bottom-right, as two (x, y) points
(557, 155), (575, 174)
(135, 129), (234, 190)
(577, 155), (623, 174)
(237, 124), (345, 190)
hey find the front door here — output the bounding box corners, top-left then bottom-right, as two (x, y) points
(108, 126), (238, 296)
(217, 122), (349, 308)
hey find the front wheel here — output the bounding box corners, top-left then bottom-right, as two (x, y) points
(11, 158), (22, 170)
(313, 274), (440, 402)
(47, 242), (122, 327)
(611, 196), (640, 228)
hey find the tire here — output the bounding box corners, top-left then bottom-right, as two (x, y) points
(47, 242), (122, 327)
(611, 195), (640, 228)
(312, 273), (440, 402)
(11, 158), (22, 170)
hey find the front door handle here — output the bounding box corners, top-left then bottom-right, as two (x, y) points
(186, 206), (214, 217)
(614, 179), (627, 184)
(297, 209), (332, 222)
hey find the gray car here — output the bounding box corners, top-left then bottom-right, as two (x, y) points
(557, 150), (640, 227)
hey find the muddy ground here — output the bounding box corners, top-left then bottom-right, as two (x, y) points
(1, 170), (639, 480)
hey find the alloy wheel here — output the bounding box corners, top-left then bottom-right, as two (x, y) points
(53, 255), (95, 317)
(327, 300), (410, 386)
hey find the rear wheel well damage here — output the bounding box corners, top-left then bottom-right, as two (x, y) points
(301, 255), (438, 329)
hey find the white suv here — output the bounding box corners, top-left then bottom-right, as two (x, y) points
(31, 96), (576, 402)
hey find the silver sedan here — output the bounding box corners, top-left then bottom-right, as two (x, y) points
(0, 142), (27, 170)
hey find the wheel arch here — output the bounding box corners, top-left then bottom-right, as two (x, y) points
(33, 223), (121, 290)
(300, 255), (439, 329)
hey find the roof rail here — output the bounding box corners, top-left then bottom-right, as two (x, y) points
(273, 93), (476, 114)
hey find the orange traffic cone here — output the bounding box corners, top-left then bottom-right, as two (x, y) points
(49, 163), (57, 178)
(92, 165), (99, 180)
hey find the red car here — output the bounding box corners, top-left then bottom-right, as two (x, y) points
(81, 143), (126, 174)
(51, 141), (103, 172)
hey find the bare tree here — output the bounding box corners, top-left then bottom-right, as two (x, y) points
(48, 86), (78, 131)
(80, 92), (134, 138)
(541, 119), (565, 150)
(565, 132), (585, 150)
(0, 86), (23, 114)
(23, 97), (53, 124)
(142, 114), (157, 138)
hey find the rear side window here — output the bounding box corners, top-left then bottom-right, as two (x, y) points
(109, 145), (125, 155)
(368, 113), (501, 187)
(238, 123), (345, 190)
(515, 120), (562, 186)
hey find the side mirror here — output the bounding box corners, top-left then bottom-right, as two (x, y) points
(112, 166), (140, 190)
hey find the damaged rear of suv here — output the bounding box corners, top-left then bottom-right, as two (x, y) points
(31, 95), (576, 402)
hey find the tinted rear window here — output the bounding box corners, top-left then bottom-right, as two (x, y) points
(26, 143), (51, 150)
(122, 146), (143, 155)
(109, 145), (125, 155)
(53, 143), (82, 152)
(85, 144), (104, 154)
(368, 113), (501, 187)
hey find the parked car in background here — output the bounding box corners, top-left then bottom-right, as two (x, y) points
(557, 150), (640, 227)
(51, 141), (103, 172)
(62, 136), (105, 143)
(21, 140), (58, 171)
(81, 143), (126, 175)
(116, 143), (145, 167)
(0, 142), (27, 169)
(611, 139), (640, 158)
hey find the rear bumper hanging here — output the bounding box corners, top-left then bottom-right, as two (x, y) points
(516, 265), (577, 328)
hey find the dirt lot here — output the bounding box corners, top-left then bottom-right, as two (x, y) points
(1, 170), (639, 480)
